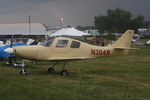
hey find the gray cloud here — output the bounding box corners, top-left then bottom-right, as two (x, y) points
(0, 0), (150, 28)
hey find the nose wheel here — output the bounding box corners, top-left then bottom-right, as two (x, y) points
(19, 60), (29, 75)
(20, 69), (27, 75)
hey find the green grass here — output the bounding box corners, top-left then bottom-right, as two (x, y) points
(0, 46), (150, 100)
(141, 39), (150, 43)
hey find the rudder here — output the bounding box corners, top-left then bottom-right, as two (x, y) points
(111, 30), (134, 48)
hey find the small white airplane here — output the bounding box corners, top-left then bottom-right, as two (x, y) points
(4, 30), (135, 76)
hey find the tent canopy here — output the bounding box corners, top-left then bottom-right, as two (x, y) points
(146, 40), (150, 45)
(50, 27), (90, 37)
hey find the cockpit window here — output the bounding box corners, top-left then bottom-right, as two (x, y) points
(42, 38), (54, 47)
(70, 41), (80, 48)
(56, 40), (68, 48)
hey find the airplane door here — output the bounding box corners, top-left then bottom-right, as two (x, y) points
(53, 39), (69, 53)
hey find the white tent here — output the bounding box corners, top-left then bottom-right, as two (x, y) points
(50, 27), (90, 37)
(146, 40), (150, 45)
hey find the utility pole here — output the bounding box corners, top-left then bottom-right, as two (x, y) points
(29, 14), (31, 35)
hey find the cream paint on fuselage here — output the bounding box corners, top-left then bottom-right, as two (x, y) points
(12, 37), (127, 61)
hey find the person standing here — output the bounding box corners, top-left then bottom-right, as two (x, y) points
(101, 38), (105, 46)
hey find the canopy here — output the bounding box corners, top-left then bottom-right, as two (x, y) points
(50, 27), (90, 37)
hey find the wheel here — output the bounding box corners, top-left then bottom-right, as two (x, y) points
(48, 68), (55, 74)
(60, 69), (68, 76)
(20, 70), (27, 75)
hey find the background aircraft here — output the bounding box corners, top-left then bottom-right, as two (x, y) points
(4, 30), (134, 76)
(0, 38), (38, 66)
(0, 42), (25, 65)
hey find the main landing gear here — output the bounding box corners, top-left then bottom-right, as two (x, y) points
(47, 61), (69, 76)
(60, 69), (68, 76)
(47, 62), (58, 74)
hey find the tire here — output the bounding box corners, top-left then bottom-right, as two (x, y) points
(48, 68), (55, 74)
(60, 69), (68, 76)
(20, 70), (27, 75)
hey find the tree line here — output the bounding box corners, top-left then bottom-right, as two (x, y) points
(77, 8), (150, 34)
(95, 8), (145, 33)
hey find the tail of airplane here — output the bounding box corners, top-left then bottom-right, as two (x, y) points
(111, 30), (134, 49)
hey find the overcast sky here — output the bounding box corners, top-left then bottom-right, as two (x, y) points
(0, 0), (150, 28)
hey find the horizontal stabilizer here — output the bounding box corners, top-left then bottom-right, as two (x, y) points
(114, 47), (139, 50)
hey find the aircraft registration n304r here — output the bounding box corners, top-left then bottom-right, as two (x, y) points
(4, 30), (135, 76)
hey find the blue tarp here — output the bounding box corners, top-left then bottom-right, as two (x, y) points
(0, 43), (25, 58)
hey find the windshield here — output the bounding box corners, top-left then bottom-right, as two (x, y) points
(41, 38), (54, 47)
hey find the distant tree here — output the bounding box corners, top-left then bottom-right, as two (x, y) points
(129, 15), (144, 33)
(76, 26), (96, 31)
(94, 8), (144, 33)
(67, 25), (72, 28)
(95, 15), (109, 33)
(107, 8), (132, 32)
(76, 26), (86, 31)
(143, 21), (150, 28)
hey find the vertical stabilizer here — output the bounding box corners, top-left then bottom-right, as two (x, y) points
(111, 30), (134, 48)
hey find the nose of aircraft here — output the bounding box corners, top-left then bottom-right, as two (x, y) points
(4, 48), (14, 54)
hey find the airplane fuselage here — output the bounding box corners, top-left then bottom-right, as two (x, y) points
(12, 37), (129, 61)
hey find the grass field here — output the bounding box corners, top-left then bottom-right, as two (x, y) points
(0, 46), (150, 100)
